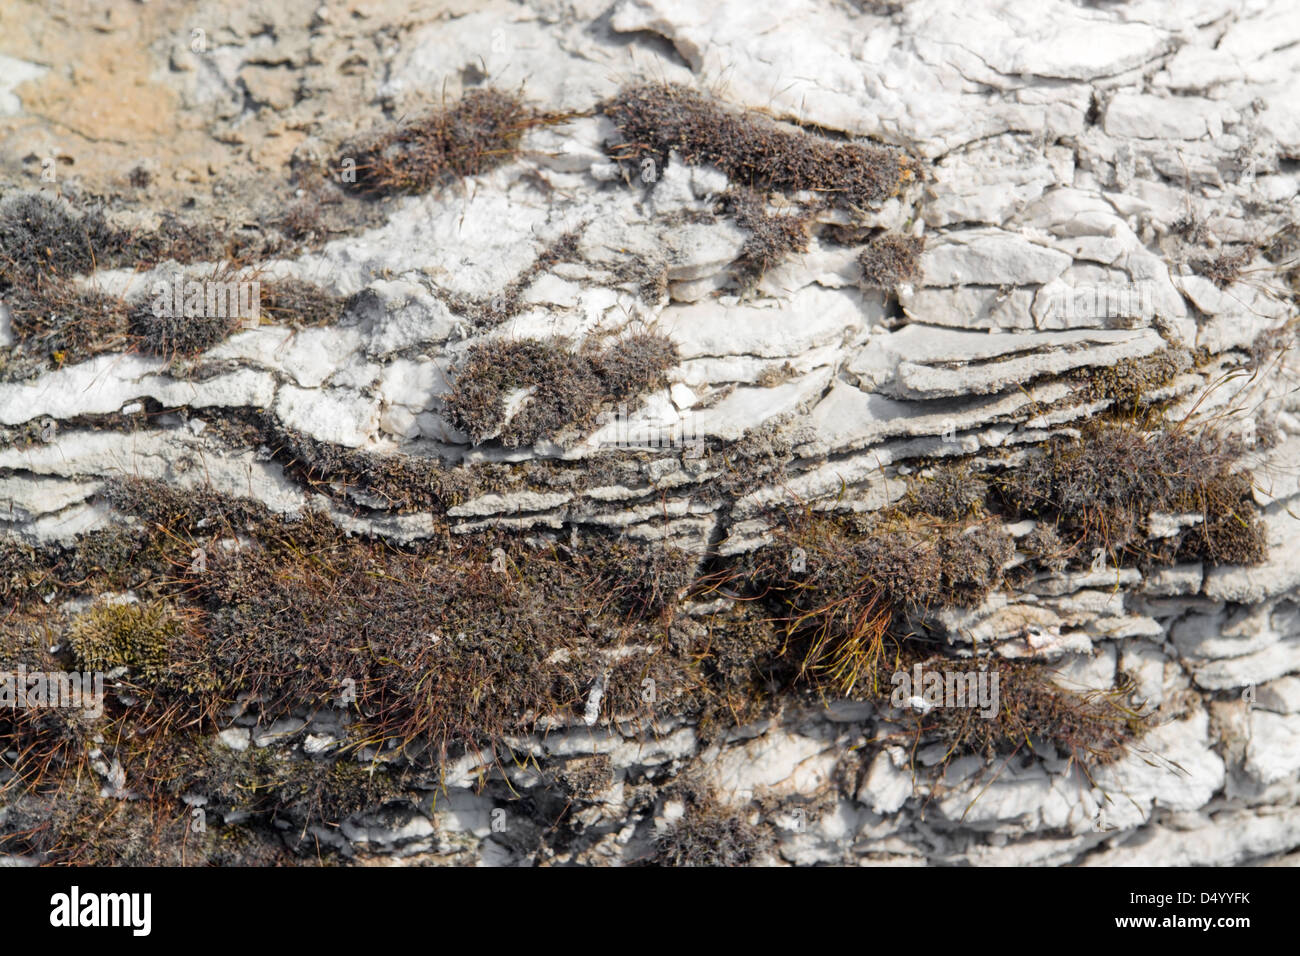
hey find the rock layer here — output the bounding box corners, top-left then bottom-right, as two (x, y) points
(0, 0), (1298, 866)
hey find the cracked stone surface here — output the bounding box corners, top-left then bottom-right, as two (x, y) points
(1, 0), (1299, 867)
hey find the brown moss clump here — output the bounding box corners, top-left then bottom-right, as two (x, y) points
(139, 213), (280, 267)
(0, 614), (100, 792)
(0, 523), (181, 614)
(443, 338), (601, 446)
(722, 187), (814, 284)
(128, 310), (242, 359)
(1176, 470), (1269, 565)
(100, 474), (269, 536)
(1, 280), (133, 371)
(601, 82), (913, 212)
(902, 658), (1141, 766)
(897, 461), (988, 521)
(260, 278), (345, 327)
(0, 193), (131, 285)
(172, 528), (704, 752)
(128, 266), (255, 359)
(650, 787), (772, 867)
(858, 232), (924, 288)
(1193, 247), (1254, 288)
(586, 540), (699, 622)
(257, 420), (480, 513)
(69, 479), (705, 751)
(731, 511), (1012, 696)
(937, 524), (1015, 608)
(712, 506), (1141, 767)
(442, 333), (679, 447)
(0, 784), (205, 866)
(273, 187), (335, 246)
(159, 741), (412, 833)
(1020, 522), (1069, 572)
(588, 330), (679, 398)
(345, 88), (551, 196)
(995, 423), (1266, 567)
(0, 538), (50, 601)
(694, 602), (789, 728)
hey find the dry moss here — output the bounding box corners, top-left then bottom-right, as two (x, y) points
(650, 787), (772, 867)
(1193, 247), (1254, 288)
(722, 187), (814, 284)
(1, 280), (133, 372)
(900, 657), (1142, 766)
(345, 88), (555, 196)
(0, 193), (131, 285)
(586, 540), (699, 622)
(0, 784), (204, 866)
(858, 232), (924, 288)
(442, 333), (678, 447)
(588, 330), (679, 397)
(54, 479), (705, 757)
(601, 82), (913, 212)
(173, 530), (703, 750)
(995, 423), (1266, 566)
(897, 461), (988, 521)
(128, 271), (251, 360)
(1020, 522), (1069, 572)
(260, 277), (345, 327)
(704, 503), (1144, 767)
(161, 741), (413, 832)
(725, 510), (1013, 698)
(1073, 348), (1191, 414)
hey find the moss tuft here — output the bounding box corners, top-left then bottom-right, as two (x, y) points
(1020, 522), (1069, 572)
(1, 280), (133, 370)
(1192, 247), (1253, 288)
(905, 658), (1142, 765)
(897, 461), (987, 521)
(601, 82), (914, 212)
(995, 423), (1266, 566)
(650, 787), (771, 866)
(128, 267), (252, 359)
(442, 333), (678, 447)
(345, 88), (552, 196)
(722, 187), (813, 284)
(260, 278), (345, 327)
(858, 232), (924, 288)
(1074, 348), (1190, 414)
(68, 601), (183, 679)
(0, 193), (128, 286)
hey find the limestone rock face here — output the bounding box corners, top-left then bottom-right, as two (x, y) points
(0, 0), (1298, 866)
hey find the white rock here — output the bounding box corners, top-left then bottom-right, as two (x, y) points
(1245, 711), (1300, 785)
(857, 748), (913, 814)
(920, 230), (1072, 287)
(218, 728), (251, 752)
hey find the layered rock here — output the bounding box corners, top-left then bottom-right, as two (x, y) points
(0, 0), (1297, 865)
